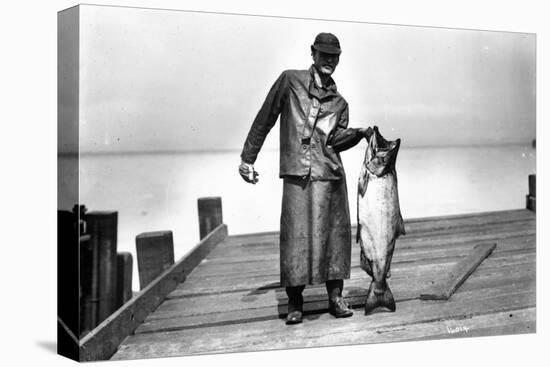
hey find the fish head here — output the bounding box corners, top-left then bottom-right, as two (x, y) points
(365, 126), (401, 177)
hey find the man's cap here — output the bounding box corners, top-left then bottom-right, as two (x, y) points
(311, 33), (341, 55)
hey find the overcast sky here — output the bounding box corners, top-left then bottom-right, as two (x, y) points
(65, 5), (535, 153)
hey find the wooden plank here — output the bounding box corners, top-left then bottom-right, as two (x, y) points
(136, 231), (175, 290)
(215, 213), (534, 252)
(395, 209), (533, 234)
(184, 236), (534, 287)
(172, 246), (535, 299)
(79, 224), (227, 361)
(174, 248), (536, 298)
(110, 209), (536, 360)
(420, 243), (497, 300)
(148, 257), (536, 321)
(210, 230), (536, 274)
(400, 208), (532, 225)
(193, 233), (534, 278)
(137, 259), (535, 333)
(206, 221), (535, 263)
(313, 308), (536, 344)
(112, 290), (535, 359)
(139, 275), (535, 334)
(409, 311), (535, 342)
(175, 243), (534, 298)
(220, 209), (534, 248)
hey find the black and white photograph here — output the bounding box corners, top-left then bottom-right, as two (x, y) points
(4, 1), (548, 367)
(56, 3), (539, 361)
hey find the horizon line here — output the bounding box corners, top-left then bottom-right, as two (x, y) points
(59, 141), (535, 156)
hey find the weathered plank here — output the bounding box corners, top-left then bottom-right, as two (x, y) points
(400, 208), (533, 225)
(409, 308), (535, 342)
(420, 242), (497, 300)
(193, 233), (533, 277)
(112, 289), (535, 360)
(174, 248), (536, 298)
(109, 209), (536, 361)
(315, 308), (536, 344)
(138, 276), (535, 334)
(79, 224), (228, 361)
(206, 221), (535, 263)
(219, 209), (534, 248)
(174, 247), (534, 298)
(136, 258), (534, 333)
(180, 236), (534, 291)
(171, 246), (535, 299)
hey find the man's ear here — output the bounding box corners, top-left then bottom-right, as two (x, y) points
(311, 47), (318, 59)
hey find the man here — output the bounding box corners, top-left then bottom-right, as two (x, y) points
(239, 33), (372, 324)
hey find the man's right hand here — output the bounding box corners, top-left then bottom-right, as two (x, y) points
(359, 127), (374, 140)
(239, 161), (259, 184)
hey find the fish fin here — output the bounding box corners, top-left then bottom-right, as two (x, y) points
(359, 248), (373, 277)
(398, 214), (406, 236)
(358, 169), (368, 197)
(364, 282), (396, 315)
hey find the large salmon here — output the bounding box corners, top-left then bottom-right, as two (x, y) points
(357, 126), (405, 314)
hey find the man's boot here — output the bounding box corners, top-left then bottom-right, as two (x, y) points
(326, 279), (353, 318)
(285, 285), (305, 324)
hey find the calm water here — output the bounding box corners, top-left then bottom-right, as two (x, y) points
(67, 144), (535, 290)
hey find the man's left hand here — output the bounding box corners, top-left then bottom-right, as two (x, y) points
(359, 127), (373, 140)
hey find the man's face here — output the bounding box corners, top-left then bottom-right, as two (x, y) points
(312, 49), (340, 76)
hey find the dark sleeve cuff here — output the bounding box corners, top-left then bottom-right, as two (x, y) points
(329, 128), (363, 152)
(240, 153), (255, 165)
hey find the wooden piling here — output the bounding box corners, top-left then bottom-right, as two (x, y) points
(116, 252), (134, 308)
(86, 211), (118, 324)
(58, 210), (79, 342)
(198, 197), (223, 239)
(528, 174), (536, 198)
(136, 231), (175, 290)
(79, 233), (97, 337)
(79, 224), (229, 361)
(526, 174), (536, 212)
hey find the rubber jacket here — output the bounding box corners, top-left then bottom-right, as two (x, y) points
(240, 65), (363, 180)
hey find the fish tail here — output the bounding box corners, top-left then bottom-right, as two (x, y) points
(382, 285), (396, 312)
(364, 281), (396, 315)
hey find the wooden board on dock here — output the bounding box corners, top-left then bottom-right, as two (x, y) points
(110, 209), (536, 361)
(419, 242), (497, 300)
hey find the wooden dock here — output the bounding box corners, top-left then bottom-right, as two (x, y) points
(108, 208), (535, 360)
